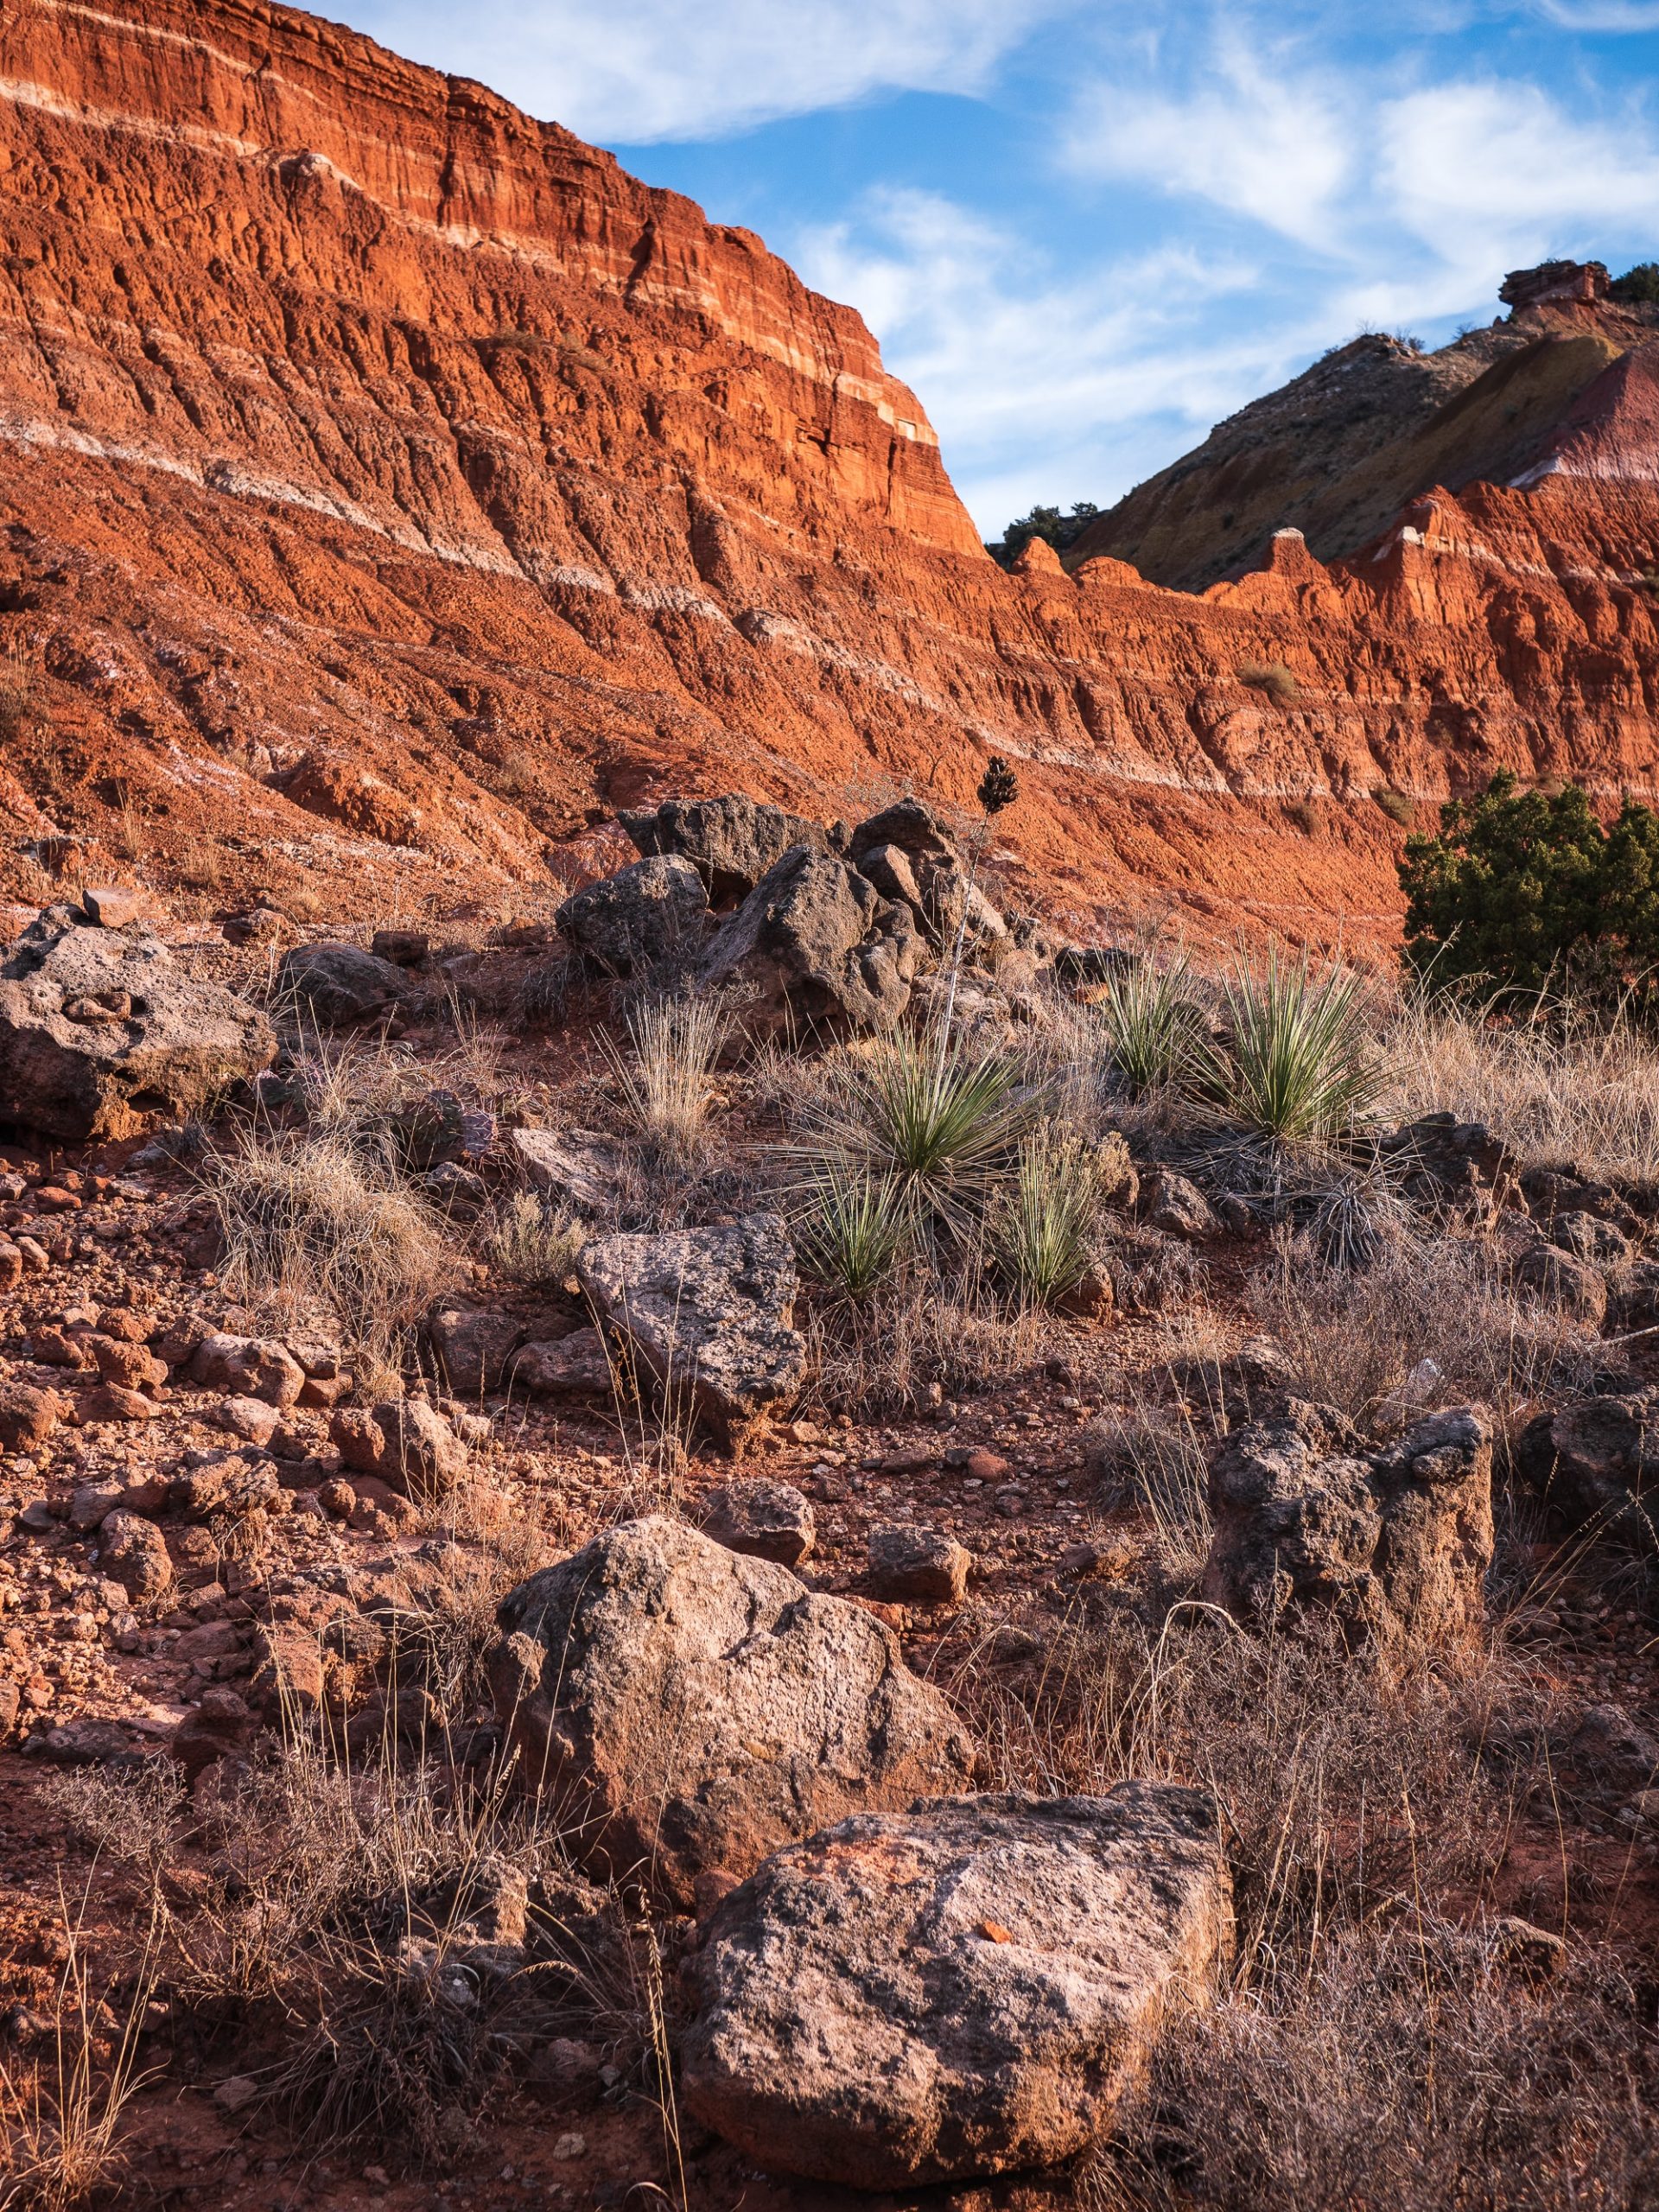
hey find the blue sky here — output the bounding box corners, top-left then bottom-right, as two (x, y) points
(352, 3), (1659, 537)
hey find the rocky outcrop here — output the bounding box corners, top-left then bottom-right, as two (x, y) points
(1203, 1402), (1494, 1642)
(699, 1478), (817, 1567)
(699, 846), (921, 1037)
(1516, 1388), (1659, 1543)
(555, 855), (710, 975)
(681, 1784), (1232, 2188)
(277, 942), (413, 1027)
(621, 796), (832, 904)
(576, 1215), (807, 1452)
(486, 1516), (978, 1908)
(0, 911), (275, 1141)
(867, 1524), (971, 1605)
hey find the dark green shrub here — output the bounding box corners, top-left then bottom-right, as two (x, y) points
(1611, 262), (1659, 304)
(1399, 769), (1659, 1002)
(985, 501), (1100, 569)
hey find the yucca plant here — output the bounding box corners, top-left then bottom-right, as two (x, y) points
(604, 993), (727, 1166)
(798, 1031), (1041, 1237)
(794, 1164), (913, 1300)
(1097, 951), (1203, 1094)
(1192, 947), (1379, 1144)
(986, 1128), (1103, 1307)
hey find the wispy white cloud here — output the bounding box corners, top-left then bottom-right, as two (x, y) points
(352, 0), (1070, 140)
(793, 187), (1316, 531)
(1065, 40), (1356, 251)
(1526, 3), (1659, 28)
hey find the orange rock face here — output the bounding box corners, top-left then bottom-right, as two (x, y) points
(0, 0), (1657, 953)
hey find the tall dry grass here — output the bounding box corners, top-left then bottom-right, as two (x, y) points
(1247, 1230), (1599, 1437)
(207, 1128), (454, 1359)
(1381, 992), (1659, 1182)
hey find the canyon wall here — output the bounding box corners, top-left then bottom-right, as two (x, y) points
(1, 0), (1657, 951)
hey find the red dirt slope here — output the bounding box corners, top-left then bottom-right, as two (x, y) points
(0, 0), (1658, 952)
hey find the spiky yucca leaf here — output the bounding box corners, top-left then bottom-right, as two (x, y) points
(987, 1128), (1105, 1308)
(794, 1166), (913, 1300)
(796, 1031), (1041, 1236)
(1097, 952), (1204, 1094)
(1192, 948), (1379, 1143)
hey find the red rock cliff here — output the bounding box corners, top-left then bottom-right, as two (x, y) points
(1, 0), (1657, 952)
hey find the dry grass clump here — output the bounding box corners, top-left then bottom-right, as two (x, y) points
(810, 1268), (1041, 1415)
(604, 992), (728, 1169)
(986, 1129), (1112, 1309)
(1097, 1924), (1656, 2212)
(1381, 990), (1659, 1182)
(0, 1901), (159, 2212)
(486, 1189), (585, 1288)
(1238, 659), (1300, 706)
(207, 1128), (454, 1357)
(969, 1599), (1618, 2208)
(1247, 1230), (1598, 1436)
(1086, 1401), (1212, 1568)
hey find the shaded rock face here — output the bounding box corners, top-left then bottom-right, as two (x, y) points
(620, 796), (831, 905)
(0, 913), (275, 1141)
(1203, 1402), (1494, 1642)
(486, 1516), (978, 1909)
(681, 1784), (1232, 2190)
(576, 1214), (806, 1454)
(277, 942), (412, 1027)
(1516, 1388), (1659, 1543)
(699, 1478), (816, 1567)
(700, 846), (920, 1038)
(555, 855), (710, 976)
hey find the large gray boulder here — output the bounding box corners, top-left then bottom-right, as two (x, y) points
(620, 795), (830, 905)
(577, 1213), (806, 1453)
(556, 855), (709, 976)
(0, 912), (275, 1141)
(277, 941), (413, 1027)
(699, 845), (919, 1037)
(1516, 1387), (1659, 1544)
(1203, 1402), (1493, 1643)
(681, 1784), (1232, 2189)
(486, 1516), (978, 1909)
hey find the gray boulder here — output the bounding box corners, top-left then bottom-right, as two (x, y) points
(1141, 1169), (1217, 1241)
(848, 796), (958, 868)
(487, 1516), (978, 1909)
(620, 794), (830, 904)
(1514, 1241), (1609, 1325)
(577, 1213), (806, 1454)
(1516, 1387), (1659, 1543)
(505, 1127), (625, 1217)
(0, 912), (275, 1141)
(700, 1478), (816, 1567)
(681, 1784), (1232, 2189)
(1203, 1402), (1494, 1643)
(556, 855), (709, 976)
(699, 845), (919, 1038)
(98, 1510), (173, 1600)
(868, 1524), (970, 1605)
(510, 1329), (612, 1398)
(188, 1332), (305, 1408)
(429, 1308), (527, 1396)
(278, 941), (412, 1027)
